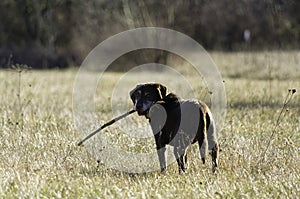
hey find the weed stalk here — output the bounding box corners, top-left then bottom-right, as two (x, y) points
(259, 88), (296, 164)
(11, 64), (31, 127)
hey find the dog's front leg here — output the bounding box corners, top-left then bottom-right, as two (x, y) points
(154, 134), (167, 172)
(174, 146), (187, 174)
(157, 146), (166, 172)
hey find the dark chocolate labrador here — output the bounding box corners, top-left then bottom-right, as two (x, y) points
(130, 83), (219, 174)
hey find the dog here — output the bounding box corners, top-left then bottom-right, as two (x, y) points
(130, 83), (219, 174)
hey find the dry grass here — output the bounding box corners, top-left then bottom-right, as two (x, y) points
(0, 51), (299, 198)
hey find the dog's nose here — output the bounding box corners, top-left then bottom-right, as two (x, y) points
(134, 103), (143, 110)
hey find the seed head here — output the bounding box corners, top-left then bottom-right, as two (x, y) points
(288, 88), (296, 94)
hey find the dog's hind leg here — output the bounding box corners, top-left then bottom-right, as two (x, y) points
(184, 152), (189, 170)
(199, 135), (208, 164)
(197, 110), (208, 164)
(211, 144), (219, 173)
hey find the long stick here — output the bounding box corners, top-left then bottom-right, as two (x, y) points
(77, 109), (136, 146)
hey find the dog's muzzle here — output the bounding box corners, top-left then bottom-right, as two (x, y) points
(134, 100), (154, 116)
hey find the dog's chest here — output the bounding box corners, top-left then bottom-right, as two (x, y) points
(148, 100), (181, 142)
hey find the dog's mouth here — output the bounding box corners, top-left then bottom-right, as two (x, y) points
(136, 109), (148, 115)
(135, 106), (151, 116)
(134, 100), (154, 116)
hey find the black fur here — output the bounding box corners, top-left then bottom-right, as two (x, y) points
(130, 83), (219, 174)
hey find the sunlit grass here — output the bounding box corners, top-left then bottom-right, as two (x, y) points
(0, 51), (299, 198)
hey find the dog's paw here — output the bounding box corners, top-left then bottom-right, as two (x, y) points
(184, 164), (189, 170)
(179, 169), (186, 175)
(212, 166), (218, 174)
(161, 168), (167, 173)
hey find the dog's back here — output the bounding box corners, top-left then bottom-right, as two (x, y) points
(150, 94), (214, 146)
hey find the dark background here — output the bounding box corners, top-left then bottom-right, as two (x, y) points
(0, 0), (299, 69)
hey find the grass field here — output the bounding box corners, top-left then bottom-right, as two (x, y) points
(0, 51), (299, 198)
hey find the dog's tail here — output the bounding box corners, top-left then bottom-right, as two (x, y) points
(206, 110), (219, 173)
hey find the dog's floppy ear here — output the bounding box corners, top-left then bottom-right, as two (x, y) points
(130, 84), (142, 102)
(154, 83), (167, 99)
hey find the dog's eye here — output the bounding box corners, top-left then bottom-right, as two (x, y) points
(135, 91), (141, 98)
(144, 92), (151, 98)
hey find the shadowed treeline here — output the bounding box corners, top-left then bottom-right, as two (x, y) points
(0, 0), (299, 68)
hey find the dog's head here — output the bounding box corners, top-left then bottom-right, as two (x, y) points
(130, 83), (167, 115)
